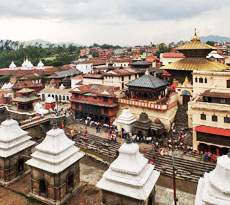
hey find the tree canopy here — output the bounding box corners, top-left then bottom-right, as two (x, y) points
(0, 40), (82, 68)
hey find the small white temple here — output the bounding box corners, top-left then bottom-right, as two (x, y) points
(26, 122), (84, 204)
(37, 59), (44, 69)
(21, 58), (33, 70)
(9, 61), (16, 70)
(34, 102), (48, 115)
(195, 152), (230, 205)
(116, 108), (136, 133)
(0, 116), (35, 185)
(96, 139), (160, 205)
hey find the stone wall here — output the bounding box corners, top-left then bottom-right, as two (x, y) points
(0, 146), (33, 183)
(30, 160), (80, 203)
(102, 190), (147, 205)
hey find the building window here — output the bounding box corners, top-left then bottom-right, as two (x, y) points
(135, 74), (137, 79)
(104, 108), (108, 114)
(93, 96), (97, 99)
(195, 77), (197, 83)
(212, 115), (218, 122)
(224, 116), (230, 123)
(122, 83), (124, 89)
(200, 114), (206, 120)
(129, 75), (131, 80)
(220, 98), (226, 104)
(104, 97), (108, 102)
(227, 80), (230, 88)
(199, 78), (203, 83)
(122, 76), (124, 81)
(205, 78), (207, 83)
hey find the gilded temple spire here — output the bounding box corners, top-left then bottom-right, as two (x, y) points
(192, 28), (200, 41)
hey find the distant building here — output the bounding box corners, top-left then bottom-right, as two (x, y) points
(103, 68), (138, 89)
(160, 52), (185, 66)
(70, 84), (119, 124)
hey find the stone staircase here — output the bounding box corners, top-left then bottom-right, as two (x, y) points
(174, 105), (188, 130)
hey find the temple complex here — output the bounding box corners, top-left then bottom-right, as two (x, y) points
(118, 69), (177, 130)
(115, 108), (136, 133)
(26, 122), (84, 205)
(195, 152), (230, 204)
(13, 88), (39, 110)
(70, 84), (119, 124)
(96, 139), (160, 205)
(161, 30), (229, 82)
(134, 112), (152, 138)
(0, 116), (35, 185)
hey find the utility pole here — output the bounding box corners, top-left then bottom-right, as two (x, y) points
(171, 124), (178, 205)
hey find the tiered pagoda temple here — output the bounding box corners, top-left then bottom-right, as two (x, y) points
(195, 152), (230, 204)
(26, 122), (84, 205)
(13, 88), (39, 110)
(161, 30), (229, 82)
(97, 139), (160, 205)
(0, 116), (35, 185)
(126, 69), (168, 101)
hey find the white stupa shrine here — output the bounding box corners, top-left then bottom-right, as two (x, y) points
(1, 82), (14, 90)
(26, 122), (84, 204)
(116, 109), (136, 133)
(34, 102), (48, 115)
(37, 59), (44, 69)
(59, 84), (65, 90)
(9, 61), (16, 70)
(96, 139), (160, 204)
(0, 115), (35, 185)
(195, 152), (230, 205)
(21, 58), (33, 70)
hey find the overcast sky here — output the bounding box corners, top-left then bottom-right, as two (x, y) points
(1, 0), (230, 46)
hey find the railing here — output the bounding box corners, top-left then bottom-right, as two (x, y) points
(118, 93), (178, 111)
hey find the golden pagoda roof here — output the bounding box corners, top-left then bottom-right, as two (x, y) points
(176, 30), (216, 51)
(161, 57), (229, 71)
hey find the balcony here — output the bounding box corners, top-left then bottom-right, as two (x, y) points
(118, 93), (178, 111)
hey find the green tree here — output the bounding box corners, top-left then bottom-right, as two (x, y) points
(206, 41), (215, 46)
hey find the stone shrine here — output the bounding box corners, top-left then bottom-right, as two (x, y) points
(0, 116), (35, 185)
(97, 139), (160, 205)
(133, 112), (152, 138)
(26, 122), (84, 205)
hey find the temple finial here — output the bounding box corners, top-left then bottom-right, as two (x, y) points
(192, 28), (200, 41)
(6, 112), (11, 120)
(52, 119), (58, 129)
(126, 135), (133, 144)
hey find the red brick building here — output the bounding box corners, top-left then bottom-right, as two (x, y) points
(70, 84), (119, 124)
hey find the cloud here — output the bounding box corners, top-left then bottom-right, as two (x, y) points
(0, 0), (230, 46)
(0, 0), (229, 22)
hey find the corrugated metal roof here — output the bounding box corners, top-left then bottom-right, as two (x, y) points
(161, 57), (228, 71)
(126, 75), (168, 89)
